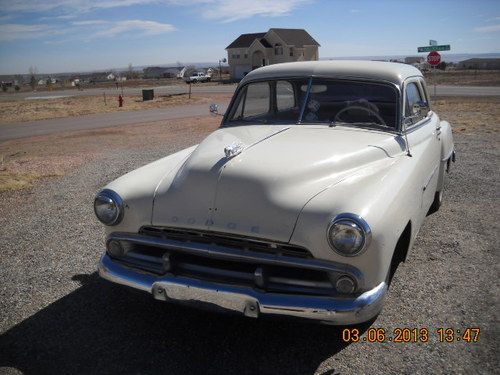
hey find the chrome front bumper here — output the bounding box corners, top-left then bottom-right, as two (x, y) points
(98, 254), (387, 324)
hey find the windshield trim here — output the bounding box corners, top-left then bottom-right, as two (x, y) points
(221, 75), (402, 132)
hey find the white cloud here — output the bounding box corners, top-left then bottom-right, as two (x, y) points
(202, 0), (311, 22)
(0, 0), (158, 13)
(0, 19), (176, 42)
(72, 20), (108, 25)
(0, 0), (310, 25)
(474, 24), (500, 33)
(0, 23), (60, 41)
(94, 20), (176, 37)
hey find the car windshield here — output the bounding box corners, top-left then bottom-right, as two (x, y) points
(225, 78), (399, 129)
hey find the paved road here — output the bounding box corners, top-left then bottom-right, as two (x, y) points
(0, 102), (229, 141)
(429, 85), (500, 96)
(0, 83), (236, 100)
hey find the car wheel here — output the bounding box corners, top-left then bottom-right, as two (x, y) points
(427, 190), (443, 216)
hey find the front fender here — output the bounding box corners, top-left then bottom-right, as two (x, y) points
(101, 146), (197, 234)
(290, 154), (422, 290)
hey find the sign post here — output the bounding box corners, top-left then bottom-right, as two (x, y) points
(427, 51), (441, 95)
(417, 40), (451, 97)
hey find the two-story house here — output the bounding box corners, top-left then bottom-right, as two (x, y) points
(226, 28), (320, 80)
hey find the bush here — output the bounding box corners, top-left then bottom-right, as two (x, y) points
(14, 85), (20, 91)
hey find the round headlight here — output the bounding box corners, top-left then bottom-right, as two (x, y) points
(327, 213), (371, 256)
(94, 189), (124, 226)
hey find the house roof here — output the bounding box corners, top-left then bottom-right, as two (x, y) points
(226, 28), (320, 49)
(270, 28), (320, 47)
(226, 32), (266, 49)
(259, 38), (272, 48)
(240, 60), (422, 87)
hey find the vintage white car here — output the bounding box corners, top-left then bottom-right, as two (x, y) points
(96, 61), (455, 324)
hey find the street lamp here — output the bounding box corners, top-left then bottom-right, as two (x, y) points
(218, 58), (227, 82)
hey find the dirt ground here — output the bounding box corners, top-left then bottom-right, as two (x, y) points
(424, 70), (500, 86)
(0, 96), (498, 374)
(0, 93), (228, 124)
(0, 115), (220, 192)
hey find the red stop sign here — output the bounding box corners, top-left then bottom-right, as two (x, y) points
(427, 51), (441, 66)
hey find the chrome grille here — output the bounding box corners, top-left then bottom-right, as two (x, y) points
(139, 226), (313, 258)
(106, 228), (350, 297)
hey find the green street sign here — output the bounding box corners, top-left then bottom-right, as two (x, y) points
(417, 45), (451, 52)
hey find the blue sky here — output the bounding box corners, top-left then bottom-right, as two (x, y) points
(0, 0), (499, 74)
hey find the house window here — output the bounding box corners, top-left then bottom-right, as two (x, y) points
(289, 48), (294, 57)
(274, 43), (283, 55)
(244, 54), (248, 58)
(236, 54), (240, 59)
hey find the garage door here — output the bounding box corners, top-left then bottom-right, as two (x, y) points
(234, 65), (252, 80)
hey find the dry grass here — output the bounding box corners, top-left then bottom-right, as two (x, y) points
(0, 116), (220, 192)
(424, 70), (500, 86)
(431, 96), (500, 134)
(0, 93), (216, 124)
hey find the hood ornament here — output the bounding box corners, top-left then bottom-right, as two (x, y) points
(224, 141), (244, 159)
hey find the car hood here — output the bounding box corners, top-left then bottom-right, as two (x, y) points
(152, 124), (404, 242)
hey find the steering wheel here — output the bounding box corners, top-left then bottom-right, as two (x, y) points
(333, 105), (387, 126)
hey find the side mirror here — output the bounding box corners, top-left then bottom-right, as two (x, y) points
(209, 103), (219, 116)
(412, 100), (428, 116)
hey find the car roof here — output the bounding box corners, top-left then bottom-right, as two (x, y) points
(240, 60), (423, 86)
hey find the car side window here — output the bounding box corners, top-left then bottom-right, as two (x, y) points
(405, 82), (425, 124)
(276, 81), (295, 111)
(241, 82), (270, 118)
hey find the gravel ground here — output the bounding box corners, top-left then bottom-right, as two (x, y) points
(0, 104), (498, 374)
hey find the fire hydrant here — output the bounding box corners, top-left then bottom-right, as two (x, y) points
(118, 94), (124, 107)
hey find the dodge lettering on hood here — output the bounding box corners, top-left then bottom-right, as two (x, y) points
(96, 61), (455, 324)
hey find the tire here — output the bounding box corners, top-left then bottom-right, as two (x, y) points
(427, 190), (443, 216)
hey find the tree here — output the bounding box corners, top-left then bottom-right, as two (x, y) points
(29, 66), (38, 90)
(437, 61), (447, 71)
(14, 74), (24, 86)
(126, 63), (133, 79)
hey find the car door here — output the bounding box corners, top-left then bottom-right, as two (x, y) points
(403, 78), (441, 221)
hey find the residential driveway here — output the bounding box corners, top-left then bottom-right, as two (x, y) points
(0, 115), (497, 374)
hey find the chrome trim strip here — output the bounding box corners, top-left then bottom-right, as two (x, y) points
(107, 232), (364, 287)
(404, 115), (432, 134)
(99, 254), (386, 324)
